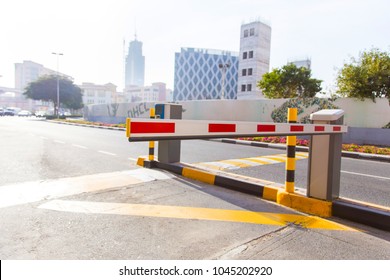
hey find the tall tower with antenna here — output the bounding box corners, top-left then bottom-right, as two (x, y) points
(125, 29), (145, 88)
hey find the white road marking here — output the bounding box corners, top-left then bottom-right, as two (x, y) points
(0, 169), (175, 208)
(54, 140), (66, 144)
(98, 150), (116, 156)
(40, 136), (48, 140)
(341, 170), (390, 180)
(128, 157), (137, 161)
(72, 144), (88, 149)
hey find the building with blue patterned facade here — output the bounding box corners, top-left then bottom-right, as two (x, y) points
(173, 48), (238, 101)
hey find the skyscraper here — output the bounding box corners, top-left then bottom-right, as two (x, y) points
(237, 21), (271, 99)
(125, 37), (145, 88)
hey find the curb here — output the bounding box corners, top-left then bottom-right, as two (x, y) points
(209, 139), (390, 163)
(48, 120), (126, 131)
(137, 157), (390, 231)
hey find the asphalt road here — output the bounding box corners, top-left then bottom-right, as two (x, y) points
(0, 117), (389, 260)
(0, 118), (390, 207)
(1, 117), (389, 208)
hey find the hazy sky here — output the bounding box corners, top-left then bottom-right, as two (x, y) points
(1, 0), (389, 91)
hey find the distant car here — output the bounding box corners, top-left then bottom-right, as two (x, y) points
(0, 108), (4, 116)
(4, 108), (16, 116)
(35, 111), (47, 117)
(17, 110), (32, 117)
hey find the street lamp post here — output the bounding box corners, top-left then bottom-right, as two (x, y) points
(52, 52), (63, 118)
(218, 63), (230, 99)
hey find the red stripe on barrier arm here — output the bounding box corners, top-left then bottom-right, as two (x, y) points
(208, 123), (236, 133)
(290, 125), (304, 132)
(315, 126), (325, 132)
(131, 122), (175, 134)
(333, 126), (341, 132)
(257, 124), (276, 132)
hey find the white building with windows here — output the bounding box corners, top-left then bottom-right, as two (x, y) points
(12, 60), (72, 111)
(80, 83), (118, 105)
(237, 21), (271, 99)
(15, 60), (72, 90)
(291, 59), (311, 69)
(124, 82), (167, 103)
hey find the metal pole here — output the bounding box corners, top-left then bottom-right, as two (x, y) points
(52, 52), (63, 118)
(285, 108), (297, 193)
(219, 63), (230, 100)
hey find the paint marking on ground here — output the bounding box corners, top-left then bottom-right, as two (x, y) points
(98, 150), (117, 156)
(38, 199), (354, 231)
(341, 170), (390, 180)
(40, 136), (48, 140)
(72, 144), (88, 149)
(194, 152), (309, 171)
(54, 140), (66, 144)
(0, 169), (175, 209)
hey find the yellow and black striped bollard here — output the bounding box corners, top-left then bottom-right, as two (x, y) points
(285, 108), (297, 193)
(149, 108), (155, 161)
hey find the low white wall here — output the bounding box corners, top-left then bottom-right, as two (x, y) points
(85, 98), (390, 128)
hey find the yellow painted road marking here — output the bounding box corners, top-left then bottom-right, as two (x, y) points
(195, 153), (309, 171)
(0, 169), (175, 209)
(39, 199), (354, 231)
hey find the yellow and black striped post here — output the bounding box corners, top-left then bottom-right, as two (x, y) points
(148, 108), (155, 161)
(285, 108), (297, 193)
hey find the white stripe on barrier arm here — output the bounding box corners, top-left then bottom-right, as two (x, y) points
(126, 118), (348, 141)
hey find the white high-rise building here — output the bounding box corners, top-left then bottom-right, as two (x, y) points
(237, 21), (271, 99)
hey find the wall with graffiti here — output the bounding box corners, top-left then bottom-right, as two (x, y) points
(84, 98), (390, 128)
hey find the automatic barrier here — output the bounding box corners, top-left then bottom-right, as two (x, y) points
(126, 104), (347, 207)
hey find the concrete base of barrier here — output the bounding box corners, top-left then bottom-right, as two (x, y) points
(136, 157), (390, 231)
(277, 191), (332, 218)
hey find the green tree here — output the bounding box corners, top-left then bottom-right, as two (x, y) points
(258, 63), (322, 99)
(23, 75), (83, 115)
(336, 48), (390, 102)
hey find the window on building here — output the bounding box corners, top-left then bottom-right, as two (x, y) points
(87, 91), (94, 97)
(242, 69), (247, 76)
(244, 30), (249, 37)
(250, 28), (255, 36)
(241, 84), (246, 92)
(248, 68), (253, 76)
(247, 84), (252, 91)
(243, 52), (247, 59)
(249, 51), (254, 58)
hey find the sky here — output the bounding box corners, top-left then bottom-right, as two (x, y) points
(1, 0), (389, 92)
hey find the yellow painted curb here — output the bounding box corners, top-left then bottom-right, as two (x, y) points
(263, 186), (279, 202)
(137, 157), (145, 167)
(277, 191), (332, 217)
(182, 167), (216, 185)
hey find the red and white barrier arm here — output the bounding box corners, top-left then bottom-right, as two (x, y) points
(126, 118), (348, 142)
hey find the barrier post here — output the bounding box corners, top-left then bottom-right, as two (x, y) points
(285, 108), (297, 193)
(148, 108), (155, 161)
(155, 103), (182, 163)
(307, 109), (344, 201)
